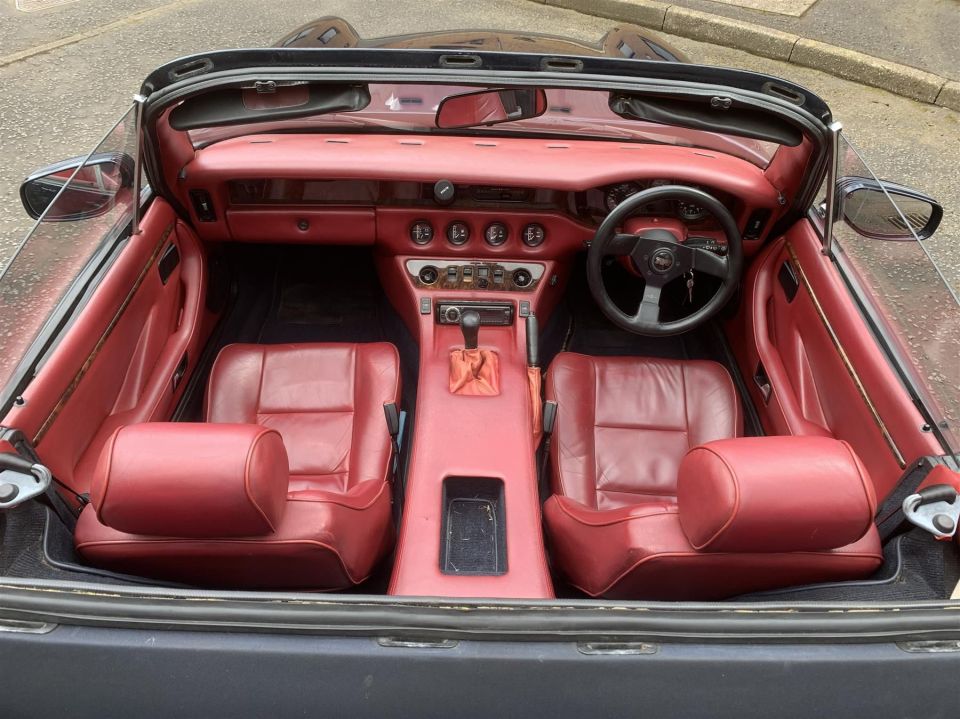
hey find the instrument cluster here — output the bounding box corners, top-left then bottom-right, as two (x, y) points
(410, 219), (547, 248)
(587, 180), (733, 225)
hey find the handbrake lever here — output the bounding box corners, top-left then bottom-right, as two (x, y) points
(526, 313), (539, 368)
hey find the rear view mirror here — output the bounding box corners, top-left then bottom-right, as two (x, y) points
(435, 88), (547, 130)
(20, 152), (135, 222)
(839, 177), (943, 241)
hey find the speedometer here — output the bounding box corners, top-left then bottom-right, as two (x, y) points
(604, 182), (642, 211)
(677, 201), (707, 222)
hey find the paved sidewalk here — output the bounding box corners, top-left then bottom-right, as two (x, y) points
(539, 0), (959, 108)
(657, 0), (958, 81)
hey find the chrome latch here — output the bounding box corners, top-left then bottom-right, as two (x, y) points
(902, 485), (959, 539)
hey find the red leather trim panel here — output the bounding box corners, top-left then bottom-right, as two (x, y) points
(91, 423), (289, 538)
(728, 221), (941, 500)
(677, 437), (877, 553)
(225, 208), (375, 244)
(4, 200), (214, 498)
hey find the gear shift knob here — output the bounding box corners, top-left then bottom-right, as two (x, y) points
(460, 310), (480, 350)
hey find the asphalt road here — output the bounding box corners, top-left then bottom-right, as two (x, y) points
(0, 0), (958, 283)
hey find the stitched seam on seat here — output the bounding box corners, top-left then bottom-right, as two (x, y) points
(681, 363), (691, 449)
(75, 537), (357, 585)
(599, 487), (678, 498)
(346, 345), (359, 490)
(840, 439), (878, 540)
(204, 343), (232, 422)
(590, 357), (599, 510)
(724, 364), (742, 437)
(243, 429), (280, 534)
(255, 409), (354, 416)
(553, 495), (678, 527)
(94, 428), (121, 526)
(286, 478), (389, 511)
(689, 446), (741, 550)
(594, 422), (688, 432)
(596, 548), (884, 597)
(255, 346), (267, 422)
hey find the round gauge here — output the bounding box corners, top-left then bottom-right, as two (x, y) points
(522, 223), (546, 247)
(410, 220), (434, 245)
(484, 222), (508, 246)
(604, 182), (642, 212)
(446, 221), (470, 246)
(677, 202), (707, 222)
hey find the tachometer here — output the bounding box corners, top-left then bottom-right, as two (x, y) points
(604, 182), (642, 212)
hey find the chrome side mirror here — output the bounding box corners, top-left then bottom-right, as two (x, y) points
(20, 152), (135, 222)
(839, 177), (943, 241)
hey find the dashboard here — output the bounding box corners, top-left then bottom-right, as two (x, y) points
(179, 133), (784, 254)
(218, 177), (743, 245)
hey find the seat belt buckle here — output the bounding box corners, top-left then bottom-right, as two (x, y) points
(542, 400), (558, 437)
(382, 402), (403, 475)
(902, 485), (959, 540)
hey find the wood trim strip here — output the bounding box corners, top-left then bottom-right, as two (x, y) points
(786, 241), (906, 468)
(32, 222), (174, 445)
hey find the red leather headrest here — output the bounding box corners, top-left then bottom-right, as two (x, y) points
(677, 437), (876, 553)
(91, 423), (289, 538)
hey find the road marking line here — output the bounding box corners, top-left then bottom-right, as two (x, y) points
(0, 0), (201, 69)
(16, 0), (79, 12)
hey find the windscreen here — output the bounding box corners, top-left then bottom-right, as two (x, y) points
(186, 84), (780, 167)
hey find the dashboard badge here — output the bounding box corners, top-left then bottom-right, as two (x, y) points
(650, 248), (675, 273)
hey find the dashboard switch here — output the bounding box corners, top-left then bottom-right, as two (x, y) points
(189, 190), (216, 222)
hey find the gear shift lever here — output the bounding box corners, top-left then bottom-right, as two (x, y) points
(460, 310), (480, 350)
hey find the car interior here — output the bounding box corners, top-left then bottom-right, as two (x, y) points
(1, 79), (958, 605)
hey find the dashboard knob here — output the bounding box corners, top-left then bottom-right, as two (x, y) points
(434, 179), (456, 205)
(443, 306), (462, 324)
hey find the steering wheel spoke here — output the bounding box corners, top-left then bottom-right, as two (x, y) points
(690, 247), (728, 278)
(605, 233), (640, 256)
(635, 281), (663, 325)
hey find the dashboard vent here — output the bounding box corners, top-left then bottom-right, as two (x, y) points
(471, 186), (532, 203)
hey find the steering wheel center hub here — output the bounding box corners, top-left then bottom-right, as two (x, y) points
(650, 248), (676, 274)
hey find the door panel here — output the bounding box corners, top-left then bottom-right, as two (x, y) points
(731, 219), (941, 500)
(3, 198), (213, 497)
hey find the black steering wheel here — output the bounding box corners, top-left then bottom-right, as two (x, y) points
(587, 185), (743, 336)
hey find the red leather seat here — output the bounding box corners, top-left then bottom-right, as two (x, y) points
(75, 342), (400, 590)
(543, 353), (883, 599)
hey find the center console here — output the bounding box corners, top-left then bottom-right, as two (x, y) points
(379, 246), (561, 598)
